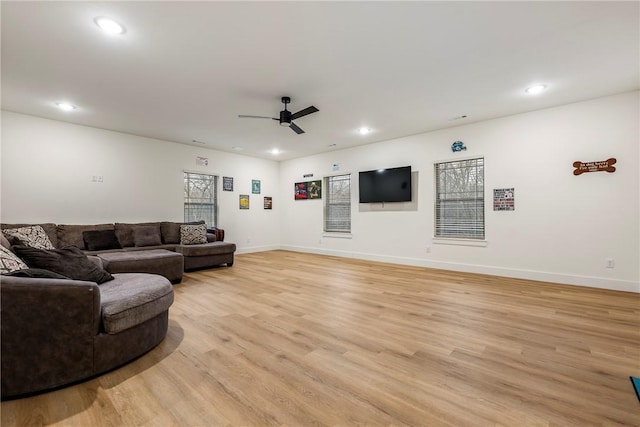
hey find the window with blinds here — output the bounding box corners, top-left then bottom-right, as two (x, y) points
(434, 158), (484, 239)
(324, 174), (351, 233)
(184, 172), (218, 227)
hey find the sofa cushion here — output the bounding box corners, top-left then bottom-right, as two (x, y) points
(180, 224), (207, 245)
(1, 223), (58, 248)
(161, 220), (205, 244)
(115, 222), (162, 247)
(13, 245), (114, 284)
(99, 273), (174, 334)
(83, 230), (122, 251)
(57, 224), (114, 250)
(0, 246), (28, 274)
(133, 226), (162, 247)
(5, 268), (71, 279)
(176, 241), (237, 257)
(3, 225), (55, 250)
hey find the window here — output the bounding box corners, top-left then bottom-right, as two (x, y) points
(324, 174), (351, 233)
(184, 172), (218, 227)
(434, 158), (484, 239)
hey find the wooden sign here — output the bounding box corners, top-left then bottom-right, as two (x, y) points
(573, 158), (616, 176)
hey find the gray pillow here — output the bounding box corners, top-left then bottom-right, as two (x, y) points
(132, 226), (162, 247)
(13, 245), (114, 284)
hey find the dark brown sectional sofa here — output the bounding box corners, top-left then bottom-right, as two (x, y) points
(0, 221), (236, 399)
(1, 221), (236, 282)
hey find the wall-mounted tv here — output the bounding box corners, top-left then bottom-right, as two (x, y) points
(359, 166), (412, 203)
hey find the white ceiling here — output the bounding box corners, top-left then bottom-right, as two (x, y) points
(2, 1), (638, 161)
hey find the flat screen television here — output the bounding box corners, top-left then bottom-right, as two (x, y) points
(359, 166), (412, 203)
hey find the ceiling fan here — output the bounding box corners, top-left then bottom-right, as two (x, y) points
(238, 96), (319, 134)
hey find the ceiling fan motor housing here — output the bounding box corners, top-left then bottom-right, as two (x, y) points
(279, 109), (292, 126)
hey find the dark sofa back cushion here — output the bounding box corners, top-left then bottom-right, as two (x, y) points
(114, 222), (162, 247)
(83, 230), (122, 251)
(132, 226), (162, 247)
(160, 221), (205, 244)
(57, 224), (114, 250)
(1, 223), (58, 248)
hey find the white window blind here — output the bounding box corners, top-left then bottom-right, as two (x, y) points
(184, 172), (218, 227)
(324, 174), (351, 232)
(435, 158), (484, 239)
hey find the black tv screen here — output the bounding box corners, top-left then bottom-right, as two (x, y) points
(359, 166), (412, 203)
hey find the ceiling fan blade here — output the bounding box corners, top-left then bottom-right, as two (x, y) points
(290, 106), (318, 120)
(238, 115), (278, 120)
(290, 122), (305, 134)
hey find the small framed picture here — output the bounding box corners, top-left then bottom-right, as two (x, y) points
(295, 182), (307, 200)
(307, 180), (322, 199)
(223, 176), (234, 191)
(264, 196), (273, 210)
(252, 180), (261, 194)
(239, 194), (250, 209)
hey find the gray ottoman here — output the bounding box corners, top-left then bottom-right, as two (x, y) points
(98, 249), (183, 284)
(176, 242), (236, 270)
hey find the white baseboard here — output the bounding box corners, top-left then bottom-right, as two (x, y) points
(278, 245), (640, 293)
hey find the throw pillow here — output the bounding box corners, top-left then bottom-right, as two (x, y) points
(13, 245), (114, 284)
(0, 246), (29, 274)
(132, 226), (162, 247)
(83, 229), (122, 251)
(2, 225), (55, 250)
(1, 234), (12, 250)
(6, 268), (71, 280)
(180, 224), (207, 245)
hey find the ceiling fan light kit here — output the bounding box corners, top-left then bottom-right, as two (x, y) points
(239, 96), (319, 134)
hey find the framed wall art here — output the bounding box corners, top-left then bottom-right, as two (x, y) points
(239, 194), (250, 209)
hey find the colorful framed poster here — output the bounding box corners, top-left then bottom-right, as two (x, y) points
(295, 182), (308, 200)
(264, 196), (273, 210)
(223, 176), (234, 192)
(252, 179), (261, 194)
(307, 180), (322, 199)
(493, 188), (515, 211)
(239, 194), (250, 209)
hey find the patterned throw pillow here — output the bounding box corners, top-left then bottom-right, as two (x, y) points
(180, 224), (207, 245)
(0, 246), (28, 274)
(3, 225), (55, 250)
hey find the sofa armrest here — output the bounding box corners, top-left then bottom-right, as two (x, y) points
(0, 276), (101, 397)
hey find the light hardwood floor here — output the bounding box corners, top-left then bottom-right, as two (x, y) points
(2, 250), (639, 426)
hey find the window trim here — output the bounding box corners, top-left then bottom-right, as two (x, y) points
(433, 156), (485, 241)
(183, 170), (219, 228)
(323, 172), (352, 234)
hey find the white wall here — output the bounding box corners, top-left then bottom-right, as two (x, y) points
(2, 92), (638, 292)
(0, 111), (281, 253)
(279, 91), (640, 292)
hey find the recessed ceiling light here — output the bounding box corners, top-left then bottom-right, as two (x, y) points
(55, 102), (76, 111)
(94, 17), (125, 35)
(525, 85), (547, 95)
(270, 148), (280, 155)
(232, 146), (243, 151)
(358, 127), (371, 135)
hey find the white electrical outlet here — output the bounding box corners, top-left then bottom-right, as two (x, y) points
(606, 258), (615, 268)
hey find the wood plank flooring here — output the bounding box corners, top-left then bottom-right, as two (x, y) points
(2, 250), (639, 426)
